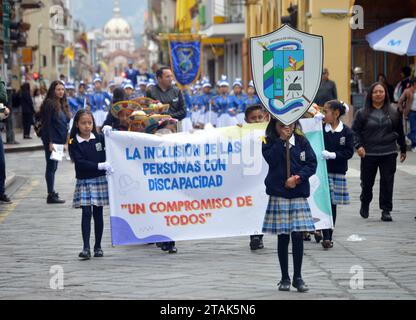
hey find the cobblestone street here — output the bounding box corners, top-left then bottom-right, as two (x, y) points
(1, 148), (416, 300)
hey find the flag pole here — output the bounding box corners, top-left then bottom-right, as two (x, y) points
(286, 138), (291, 180)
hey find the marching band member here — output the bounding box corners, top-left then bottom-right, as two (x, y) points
(231, 78), (248, 125)
(215, 75), (235, 127)
(89, 76), (112, 131)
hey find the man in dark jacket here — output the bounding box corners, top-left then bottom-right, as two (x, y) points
(313, 68), (338, 107)
(0, 77), (11, 202)
(19, 83), (35, 139)
(147, 67), (186, 122)
(146, 67), (184, 254)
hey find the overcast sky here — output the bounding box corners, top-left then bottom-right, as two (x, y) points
(70, 0), (147, 35)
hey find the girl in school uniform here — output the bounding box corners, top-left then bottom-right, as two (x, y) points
(68, 109), (113, 260)
(320, 100), (354, 249)
(262, 118), (317, 292)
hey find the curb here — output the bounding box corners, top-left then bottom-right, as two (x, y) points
(5, 171), (16, 190)
(4, 144), (43, 153)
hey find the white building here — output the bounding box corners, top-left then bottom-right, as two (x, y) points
(101, 0), (135, 56)
(98, 0), (138, 83)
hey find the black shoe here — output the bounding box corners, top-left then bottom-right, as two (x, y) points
(314, 230), (322, 243)
(292, 278), (309, 293)
(47, 192), (65, 204)
(360, 203), (369, 219)
(250, 236), (261, 250)
(168, 247), (177, 254)
(278, 279), (291, 291)
(381, 211), (392, 222)
(258, 238), (264, 249)
(161, 242), (178, 254)
(94, 248), (104, 257)
(322, 240), (333, 249)
(23, 136), (32, 139)
(0, 193), (11, 203)
(78, 249), (91, 260)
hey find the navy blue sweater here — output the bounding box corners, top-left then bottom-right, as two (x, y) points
(322, 123), (354, 174)
(41, 99), (70, 144)
(69, 133), (106, 180)
(262, 135), (317, 199)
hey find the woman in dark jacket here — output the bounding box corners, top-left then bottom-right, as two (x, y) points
(352, 82), (407, 222)
(40, 80), (71, 204)
(19, 83), (35, 139)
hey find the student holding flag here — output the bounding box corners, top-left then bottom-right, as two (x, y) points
(262, 118), (317, 292)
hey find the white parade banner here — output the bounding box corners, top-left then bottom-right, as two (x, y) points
(105, 120), (332, 246)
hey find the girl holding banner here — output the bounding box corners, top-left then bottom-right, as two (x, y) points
(69, 109), (113, 260)
(262, 118), (317, 293)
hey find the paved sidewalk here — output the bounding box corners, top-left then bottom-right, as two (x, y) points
(2, 128), (43, 154)
(0, 149), (416, 300)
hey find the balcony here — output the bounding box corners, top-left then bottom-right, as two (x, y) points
(199, 0), (245, 38)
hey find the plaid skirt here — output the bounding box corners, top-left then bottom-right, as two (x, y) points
(328, 173), (350, 205)
(262, 196), (315, 235)
(73, 175), (109, 208)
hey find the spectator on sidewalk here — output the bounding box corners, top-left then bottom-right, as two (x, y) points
(313, 68), (338, 107)
(398, 78), (416, 152)
(39, 80), (71, 204)
(0, 76), (11, 203)
(18, 83), (35, 139)
(33, 86), (47, 114)
(378, 73), (394, 103)
(352, 82), (407, 222)
(393, 66), (412, 103)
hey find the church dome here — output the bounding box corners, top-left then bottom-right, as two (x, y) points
(104, 0), (133, 39)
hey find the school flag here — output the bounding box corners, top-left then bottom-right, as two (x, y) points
(105, 119), (332, 246)
(250, 24), (323, 125)
(63, 47), (74, 61)
(168, 35), (202, 89)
